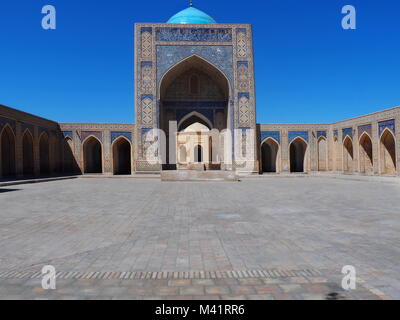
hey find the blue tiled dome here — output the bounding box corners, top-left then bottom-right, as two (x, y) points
(167, 6), (216, 24)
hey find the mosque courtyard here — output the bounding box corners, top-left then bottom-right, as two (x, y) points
(0, 176), (399, 300)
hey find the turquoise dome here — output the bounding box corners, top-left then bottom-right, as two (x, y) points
(167, 7), (216, 24)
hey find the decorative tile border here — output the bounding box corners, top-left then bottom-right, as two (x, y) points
(155, 27), (232, 42)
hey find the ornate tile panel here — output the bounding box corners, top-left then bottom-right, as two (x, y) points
(81, 131), (103, 142)
(163, 101), (227, 108)
(378, 119), (395, 136)
(155, 28), (232, 42)
(260, 131), (281, 144)
(342, 127), (353, 141)
(236, 28), (247, 58)
(288, 131), (309, 143)
(317, 131), (327, 139)
(141, 95), (153, 125)
(111, 131), (132, 143)
(358, 124), (372, 137)
(156, 46), (234, 88)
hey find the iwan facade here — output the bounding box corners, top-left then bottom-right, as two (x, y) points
(0, 5), (399, 178)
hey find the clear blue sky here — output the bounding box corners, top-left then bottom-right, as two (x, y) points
(0, 0), (399, 124)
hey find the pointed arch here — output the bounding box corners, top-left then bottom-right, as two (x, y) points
(379, 128), (396, 175)
(0, 124), (16, 177)
(317, 136), (328, 171)
(261, 137), (279, 173)
(289, 137), (308, 173)
(39, 131), (50, 175)
(83, 136), (103, 174)
(343, 136), (354, 173)
(112, 136), (131, 175)
(178, 111), (213, 131)
(159, 54), (231, 98)
(22, 129), (34, 176)
(359, 132), (373, 174)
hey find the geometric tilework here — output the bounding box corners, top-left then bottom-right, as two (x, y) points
(260, 131), (280, 144)
(342, 127), (353, 141)
(141, 95), (153, 125)
(378, 119), (395, 136)
(111, 132), (132, 143)
(236, 28), (247, 58)
(288, 131), (309, 143)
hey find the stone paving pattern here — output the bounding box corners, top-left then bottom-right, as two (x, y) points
(0, 177), (399, 299)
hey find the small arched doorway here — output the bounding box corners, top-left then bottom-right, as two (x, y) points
(290, 138), (307, 173)
(380, 129), (396, 175)
(359, 133), (373, 174)
(22, 130), (34, 176)
(261, 138), (279, 173)
(112, 137), (131, 175)
(317, 137), (328, 171)
(83, 137), (102, 174)
(39, 132), (50, 175)
(0, 126), (16, 177)
(194, 145), (203, 163)
(343, 136), (354, 172)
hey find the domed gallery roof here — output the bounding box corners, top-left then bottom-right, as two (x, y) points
(167, 4), (216, 24)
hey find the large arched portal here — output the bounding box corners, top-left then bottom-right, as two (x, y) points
(159, 55), (229, 170)
(112, 137), (131, 175)
(359, 133), (373, 174)
(0, 126), (16, 177)
(22, 130), (34, 176)
(343, 136), (354, 173)
(290, 138), (307, 173)
(380, 129), (396, 175)
(39, 133), (50, 175)
(261, 138), (279, 173)
(83, 137), (102, 174)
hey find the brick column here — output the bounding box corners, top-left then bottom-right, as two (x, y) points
(310, 130), (317, 172)
(103, 130), (112, 175)
(281, 129), (289, 172)
(338, 129), (343, 172)
(352, 127), (359, 173)
(371, 122), (379, 175)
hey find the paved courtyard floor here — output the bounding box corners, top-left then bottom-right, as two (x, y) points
(0, 176), (399, 299)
